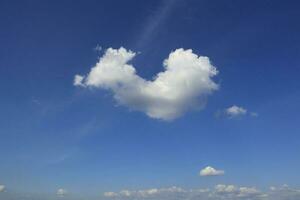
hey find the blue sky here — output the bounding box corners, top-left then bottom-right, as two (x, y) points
(0, 0), (300, 199)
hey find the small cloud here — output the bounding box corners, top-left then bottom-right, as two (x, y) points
(269, 186), (276, 191)
(94, 44), (102, 52)
(218, 105), (258, 119)
(215, 184), (237, 193)
(57, 188), (68, 197)
(104, 192), (118, 197)
(225, 105), (247, 118)
(103, 186), (185, 198)
(237, 187), (261, 198)
(213, 184), (263, 199)
(282, 184), (289, 188)
(31, 98), (41, 105)
(250, 112), (258, 117)
(0, 185), (5, 192)
(200, 166), (224, 176)
(73, 75), (85, 87)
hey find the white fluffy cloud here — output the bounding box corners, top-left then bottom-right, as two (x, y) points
(200, 166), (224, 176)
(103, 184), (278, 200)
(73, 74), (85, 87)
(74, 47), (218, 120)
(225, 105), (247, 118)
(103, 186), (186, 198)
(220, 105), (258, 119)
(267, 184), (300, 200)
(104, 192), (119, 198)
(215, 184), (237, 193)
(2, 184), (299, 200)
(56, 188), (68, 197)
(0, 185), (5, 192)
(213, 184), (264, 199)
(216, 105), (259, 119)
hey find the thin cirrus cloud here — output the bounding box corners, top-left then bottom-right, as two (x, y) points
(199, 166), (225, 176)
(74, 47), (219, 121)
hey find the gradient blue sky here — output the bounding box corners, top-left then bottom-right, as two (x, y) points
(0, 0), (300, 199)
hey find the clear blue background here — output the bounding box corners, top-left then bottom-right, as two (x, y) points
(0, 0), (299, 196)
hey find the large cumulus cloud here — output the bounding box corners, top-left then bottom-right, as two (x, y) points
(74, 47), (218, 120)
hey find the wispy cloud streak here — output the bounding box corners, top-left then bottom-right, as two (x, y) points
(134, 0), (180, 50)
